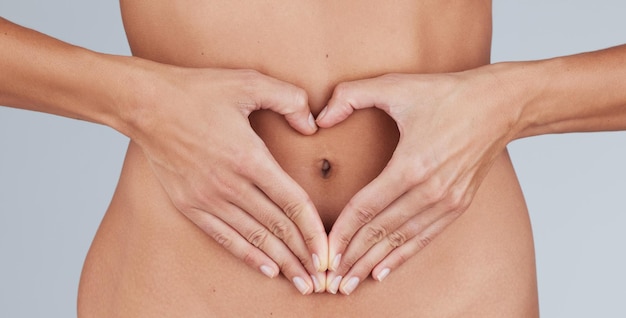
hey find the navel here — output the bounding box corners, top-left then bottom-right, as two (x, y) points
(321, 159), (332, 179)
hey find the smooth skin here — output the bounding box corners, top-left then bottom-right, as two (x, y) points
(2, 3), (626, 298)
(319, 46), (626, 294)
(0, 17), (328, 294)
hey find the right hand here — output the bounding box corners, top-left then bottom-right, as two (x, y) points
(126, 66), (328, 294)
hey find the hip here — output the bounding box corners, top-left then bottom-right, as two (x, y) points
(78, 138), (537, 317)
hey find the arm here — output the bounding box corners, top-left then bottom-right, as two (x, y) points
(507, 45), (626, 137)
(316, 44), (626, 294)
(0, 18), (328, 294)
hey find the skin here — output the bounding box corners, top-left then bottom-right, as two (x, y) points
(80, 2), (538, 317)
(1, 0), (625, 316)
(0, 16), (328, 292)
(320, 46), (626, 294)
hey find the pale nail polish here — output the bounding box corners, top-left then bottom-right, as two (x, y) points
(328, 275), (342, 294)
(310, 275), (321, 293)
(330, 254), (342, 271)
(342, 277), (360, 295)
(376, 268), (391, 282)
(293, 277), (310, 295)
(260, 265), (275, 278)
(312, 254), (322, 272)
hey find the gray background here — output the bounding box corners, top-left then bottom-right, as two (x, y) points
(1, 0), (625, 317)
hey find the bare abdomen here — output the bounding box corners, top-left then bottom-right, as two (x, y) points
(251, 107), (399, 230)
(79, 1), (538, 317)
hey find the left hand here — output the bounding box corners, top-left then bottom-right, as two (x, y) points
(315, 68), (520, 294)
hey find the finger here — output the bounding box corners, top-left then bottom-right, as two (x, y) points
(325, 270), (342, 295)
(331, 182), (439, 276)
(247, 71), (317, 135)
(229, 176), (322, 276)
(186, 206), (279, 277)
(335, 202), (446, 295)
(327, 158), (416, 271)
(190, 202), (316, 295)
(316, 76), (397, 128)
(372, 208), (461, 283)
(246, 148), (329, 273)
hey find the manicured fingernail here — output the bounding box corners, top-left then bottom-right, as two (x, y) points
(308, 113), (317, 130)
(376, 268), (391, 282)
(330, 254), (341, 271)
(312, 254), (322, 272)
(315, 272), (326, 293)
(260, 265), (276, 278)
(310, 274), (322, 293)
(316, 107), (328, 122)
(328, 275), (342, 294)
(342, 277), (360, 295)
(293, 277), (311, 295)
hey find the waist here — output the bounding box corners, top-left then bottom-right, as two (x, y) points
(250, 107), (399, 230)
(79, 138), (537, 317)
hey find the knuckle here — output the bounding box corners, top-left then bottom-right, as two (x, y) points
(171, 191), (193, 213)
(232, 144), (268, 178)
(395, 249), (410, 265)
(416, 235), (433, 250)
(363, 224), (387, 245)
(443, 187), (466, 211)
(213, 231), (233, 250)
(333, 82), (351, 98)
(423, 183), (447, 206)
(401, 162), (428, 188)
(334, 231), (352, 249)
(269, 220), (291, 241)
(303, 228), (323, 248)
(350, 202), (377, 225)
(281, 199), (309, 221)
(386, 230), (408, 248)
(247, 228), (270, 248)
(242, 248), (259, 267)
(213, 174), (238, 199)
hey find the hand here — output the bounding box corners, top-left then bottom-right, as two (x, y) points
(128, 66), (328, 294)
(316, 69), (517, 294)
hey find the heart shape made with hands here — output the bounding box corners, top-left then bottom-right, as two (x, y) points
(250, 104), (399, 232)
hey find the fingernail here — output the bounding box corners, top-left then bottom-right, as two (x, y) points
(376, 268), (391, 282)
(328, 275), (342, 294)
(308, 113), (317, 130)
(310, 274), (322, 293)
(316, 107), (328, 122)
(293, 277), (311, 295)
(342, 277), (360, 295)
(315, 272), (326, 293)
(260, 265), (276, 278)
(330, 254), (341, 271)
(312, 254), (322, 272)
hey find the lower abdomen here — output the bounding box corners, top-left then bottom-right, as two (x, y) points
(79, 141), (537, 317)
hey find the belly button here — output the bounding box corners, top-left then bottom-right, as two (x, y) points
(321, 159), (332, 179)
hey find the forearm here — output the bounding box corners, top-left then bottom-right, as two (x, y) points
(0, 17), (150, 136)
(492, 44), (626, 140)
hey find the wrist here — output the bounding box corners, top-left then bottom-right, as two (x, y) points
(93, 54), (174, 141)
(477, 60), (550, 141)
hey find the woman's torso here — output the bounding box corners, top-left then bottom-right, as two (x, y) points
(78, 1), (538, 317)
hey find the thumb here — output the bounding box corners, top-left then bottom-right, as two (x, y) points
(249, 72), (317, 135)
(316, 78), (391, 128)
